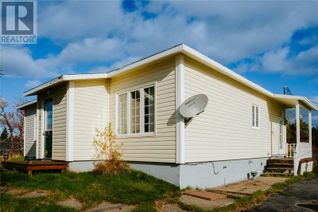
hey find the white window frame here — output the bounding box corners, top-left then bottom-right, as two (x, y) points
(143, 86), (156, 136)
(252, 104), (259, 129)
(116, 82), (157, 137)
(129, 90), (141, 136)
(118, 93), (128, 136)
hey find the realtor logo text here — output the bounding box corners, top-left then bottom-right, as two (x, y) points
(1, 0), (37, 44)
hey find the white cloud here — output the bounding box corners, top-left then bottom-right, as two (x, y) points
(89, 56), (140, 73)
(24, 80), (42, 89)
(38, 1), (125, 40)
(58, 37), (125, 65)
(0, 47), (57, 77)
(234, 45), (318, 76)
(37, 0), (318, 63)
(3, 1), (318, 78)
(145, 1), (318, 62)
(311, 96), (318, 104)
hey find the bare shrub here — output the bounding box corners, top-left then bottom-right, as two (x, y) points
(93, 123), (129, 175)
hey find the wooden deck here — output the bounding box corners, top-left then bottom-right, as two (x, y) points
(2, 160), (68, 176)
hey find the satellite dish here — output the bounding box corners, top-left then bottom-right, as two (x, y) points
(179, 94), (208, 118)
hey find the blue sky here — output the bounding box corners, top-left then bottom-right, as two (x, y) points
(0, 0), (317, 124)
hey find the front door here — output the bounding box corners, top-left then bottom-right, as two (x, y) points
(278, 119), (285, 155)
(271, 117), (285, 155)
(44, 98), (53, 159)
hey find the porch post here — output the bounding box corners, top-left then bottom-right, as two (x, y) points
(309, 110), (312, 145)
(295, 102), (300, 145)
(294, 102), (300, 176)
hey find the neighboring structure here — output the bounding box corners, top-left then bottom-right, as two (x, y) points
(18, 44), (317, 188)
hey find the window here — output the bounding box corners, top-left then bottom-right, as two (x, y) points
(44, 98), (53, 131)
(252, 105), (259, 128)
(117, 85), (155, 136)
(130, 90), (140, 134)
(118, 93), (127, 134)
(144, 87), (155, 133)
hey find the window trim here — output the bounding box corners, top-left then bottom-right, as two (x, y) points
(116, 82), (157, 137)
(252, 104), (260, 129)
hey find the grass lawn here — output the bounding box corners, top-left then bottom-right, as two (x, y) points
(1, 165), (315, 212)
(0, 169), (179, 211)
(1, 194), (77, 212)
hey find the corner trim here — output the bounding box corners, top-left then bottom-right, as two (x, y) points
(176, 54), (185, 164)
(66, 81), (75, 161)
(309, 111), (312, 145)
(36, 103), (39, 159)
(23, 116), (26, 156)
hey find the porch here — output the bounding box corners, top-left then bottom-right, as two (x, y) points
(267, 96), (314, 176)
(2, 160), (68, 176)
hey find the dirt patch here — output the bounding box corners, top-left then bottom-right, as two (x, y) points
(159, 203), (186, 212)
(212, 176), (287, 195)
(18, 190), (50, 198)
(180, 194), (234, 210)
(0, 187), (26, 196)
(86, 202), (135, 212)
(1, 187), (50, 198)
(57, 197), (83, 210)
(183, 191), (228, 201)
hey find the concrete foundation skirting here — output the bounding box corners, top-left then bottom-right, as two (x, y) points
(68, 157), (268, 189)
(129, 162), (180, 186)
(68, 161), (99, 172)
(179, 158), (268, 189)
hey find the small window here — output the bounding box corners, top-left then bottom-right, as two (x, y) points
(144, 86), (155, 133)
(118, 93), (127, 134)
(252, 105), (259, 128)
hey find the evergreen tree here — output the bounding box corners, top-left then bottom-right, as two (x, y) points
(313, 126), (318, 147)
(0, 127), (8, 140)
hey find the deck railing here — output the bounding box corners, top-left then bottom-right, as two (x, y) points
(286, 143), (297, 158)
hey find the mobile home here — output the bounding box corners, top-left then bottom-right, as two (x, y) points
(18, 44), (316, 188)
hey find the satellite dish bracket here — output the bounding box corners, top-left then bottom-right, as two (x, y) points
(184, 117), (192, 127)
(184, 110), (205, 127)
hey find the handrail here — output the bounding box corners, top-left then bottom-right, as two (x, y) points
(287, 143), (297, 158)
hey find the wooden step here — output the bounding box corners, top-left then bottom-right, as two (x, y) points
(266, 163), (293, 168)
(265, 172), (293, 177)
(264, 157), (294, 177)
(267, 159), (293, 164)
(266, 167), (293, 171)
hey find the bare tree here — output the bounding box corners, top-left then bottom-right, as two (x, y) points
(0, 98), (24, 155)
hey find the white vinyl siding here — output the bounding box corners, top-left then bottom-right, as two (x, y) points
(72, 79), (108, 161)
(184, 57), (285, 162)
(109, 58), (176, 163)
(52, 85), (68, 160)
(24, 105), (37, 157)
